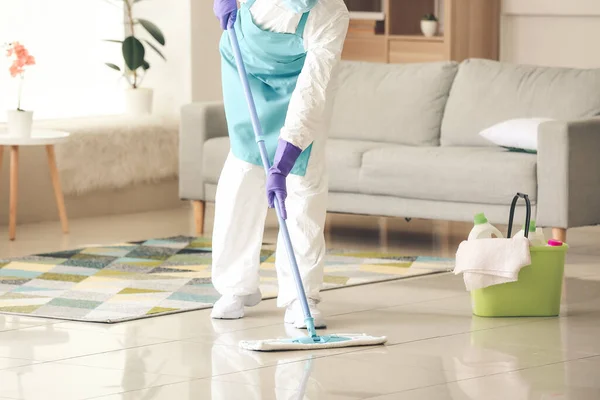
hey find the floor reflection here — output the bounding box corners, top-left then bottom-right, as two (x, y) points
(447, 317), (565, 399)
(210, 323), (319, 400)
(274, 357), (315, 400)
(0, 324), (69, 398)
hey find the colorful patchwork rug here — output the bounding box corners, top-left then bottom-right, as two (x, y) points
(0, 236), (453, 323)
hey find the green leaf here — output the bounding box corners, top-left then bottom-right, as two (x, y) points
(137, 19), (165, 46)
(122, 36), (145, 71)
(133, 0), (145, 3)
(105, 62), (121, 72)
(143, 39), (166, 61)
(142, 60), (150, 70)
(103, 39), (123, 44)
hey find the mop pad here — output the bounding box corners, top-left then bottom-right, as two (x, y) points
(454, 237), (531, 291)
(240, 333), (387, 351)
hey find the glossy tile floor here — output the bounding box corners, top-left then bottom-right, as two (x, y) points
(0, 205), (599, 399)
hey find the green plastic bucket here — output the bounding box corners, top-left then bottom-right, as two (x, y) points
(471, 244), (568, 317)
(470, 193), (568, 317)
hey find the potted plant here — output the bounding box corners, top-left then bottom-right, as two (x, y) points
(4, 42), (36, 137)
(421, 14), (439, 38)
(105, 0), (166, 115)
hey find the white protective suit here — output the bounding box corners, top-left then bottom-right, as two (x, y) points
(212, 0), (349, 307)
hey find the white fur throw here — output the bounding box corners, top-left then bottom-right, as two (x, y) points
(39, 115), (179, 196)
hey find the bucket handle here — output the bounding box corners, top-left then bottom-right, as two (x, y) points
(507, 193), (531, 238)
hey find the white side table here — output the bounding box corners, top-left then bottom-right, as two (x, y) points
(0, 130), (70, 240)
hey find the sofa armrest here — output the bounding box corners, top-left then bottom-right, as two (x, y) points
(537, 118), (600, 228)
(179, 102), (228, 200)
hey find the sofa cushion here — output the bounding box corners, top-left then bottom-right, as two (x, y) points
(203, 137), (230, 184)
(442, 59), (600, 146)
(326, 139), (383, 192)
(328, 61), (458, 146)
(204, 137), (383, 193)
(359, 146), (538, 205)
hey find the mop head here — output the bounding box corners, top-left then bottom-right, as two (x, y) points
(239, 333), (387, 352)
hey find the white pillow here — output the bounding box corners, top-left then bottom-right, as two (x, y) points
(479, 118), (554, 152)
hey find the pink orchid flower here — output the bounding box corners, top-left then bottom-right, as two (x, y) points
(5, 41), (36, 110)
(6, 41), (35, 77)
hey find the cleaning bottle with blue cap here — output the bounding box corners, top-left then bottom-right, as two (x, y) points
(468, 213), (503, 240)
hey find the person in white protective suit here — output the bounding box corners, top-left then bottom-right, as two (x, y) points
(211, 0), (349, 328)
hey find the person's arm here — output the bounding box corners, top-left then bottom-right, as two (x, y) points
(267, 1), (349, 218)
(279, 0), (350, 149)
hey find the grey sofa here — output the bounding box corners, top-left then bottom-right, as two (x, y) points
(179, 59), (600, 241)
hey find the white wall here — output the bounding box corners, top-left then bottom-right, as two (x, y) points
(135, 0), (222, 113)
(0, 1), (124, 120)
(190, 0), (224, 102)
(133, 0), (193, 114)
(501, 0), (600, 68)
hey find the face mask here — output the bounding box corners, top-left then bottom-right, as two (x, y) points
(280, 0), (318, 13)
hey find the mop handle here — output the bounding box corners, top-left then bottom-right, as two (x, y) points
(227, 28), (317, 336)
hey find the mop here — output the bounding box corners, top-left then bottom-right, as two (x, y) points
(227, 28), (387, 351)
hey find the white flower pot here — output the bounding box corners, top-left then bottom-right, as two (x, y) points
(125, 88), (153, 115)
(6, 110), (33, 138)
(421, 20), (438, 37)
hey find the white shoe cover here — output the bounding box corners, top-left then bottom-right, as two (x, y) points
(211, 290), (262, 320)
(243, 290), (262, 307)
(284, 299), (326, 329)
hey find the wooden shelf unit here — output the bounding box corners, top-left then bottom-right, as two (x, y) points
(342, 0), (500, 64)
(387, 34), (444, 42)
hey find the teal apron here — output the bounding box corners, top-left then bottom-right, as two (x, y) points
(219, 0), (313, 176)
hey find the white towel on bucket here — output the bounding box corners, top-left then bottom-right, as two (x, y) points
(454, 237), (531, 291)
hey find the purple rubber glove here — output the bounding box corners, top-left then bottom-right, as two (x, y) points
(267, 139), (302, 220)
(214, 0), (238, 30)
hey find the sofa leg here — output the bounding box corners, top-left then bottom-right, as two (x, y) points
(378, 217), (388, 251)
(552, 227), (567, 243)
(324, 213), (332, 239)
(192, 200), (205, 236)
